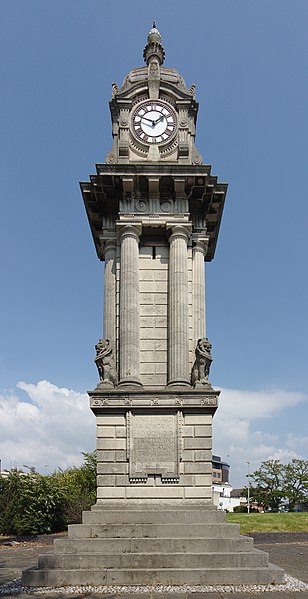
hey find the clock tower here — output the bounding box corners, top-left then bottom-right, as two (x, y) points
(22, 25), (284, 588)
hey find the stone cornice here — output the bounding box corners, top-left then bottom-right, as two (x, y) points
(80, 164), (227, 263)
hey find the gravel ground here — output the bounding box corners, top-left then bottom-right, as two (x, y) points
(1, 575), (308, 596)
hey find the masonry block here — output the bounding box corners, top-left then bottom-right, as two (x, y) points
(115, 426), (126, 438)
(96, 426), (116, 438)
(182, 449), (194, 462)
(115, 450), (128, 462)
(97, 438), (126, 450)
(194, 449), (212, 461)
(184, 462), (212, 474)
(97, 474), (116, 486)
(126, 486), (184, 499)
(182, 426), (194, 437)
(97, 462), (127, 475)
(97, 487), (126, 499)
(96, 450), (115, 462)
(194, 425), (212, 437)
(96, 415), (125, 426)
(184, 437), (211, 450)
(184, 486), (212, 499)
(195, 474), (212, 486)
(184, 414), (212, 425)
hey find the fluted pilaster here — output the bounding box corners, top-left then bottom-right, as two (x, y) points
(192, 236), (209, 346)
(103, 239), (117, 346)
(167, 224), (191, 386)
(118, 224), (142, 387)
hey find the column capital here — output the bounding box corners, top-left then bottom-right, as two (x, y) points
(192, 235), (210, 257)
(166, 223), (192, 244)
(99, 236), (117, 251)
(116, 222), (142, 241)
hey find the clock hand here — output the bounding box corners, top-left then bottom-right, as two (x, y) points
(139, 115), (156, 126)
(153, 114), (165, 126)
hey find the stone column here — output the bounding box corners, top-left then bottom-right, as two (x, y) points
(118, 224), (142, 387)
(103, 238), (117, 346)
(192, 236), (209, 346)
(167, 224), (191, 386)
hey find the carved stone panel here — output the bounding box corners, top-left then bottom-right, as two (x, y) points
(129, 412), (180, 479)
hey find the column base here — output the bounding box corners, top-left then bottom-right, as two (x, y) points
(167, 379), (191, 388)
(118, 380), (143, 389)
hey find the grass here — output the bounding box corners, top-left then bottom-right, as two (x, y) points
(226, 512), (308, 534)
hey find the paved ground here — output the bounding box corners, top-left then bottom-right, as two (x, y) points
(0, 534), (307, 598)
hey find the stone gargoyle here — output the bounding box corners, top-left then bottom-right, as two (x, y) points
(95, 338), (117, 387)
(191, 337), (213, 387)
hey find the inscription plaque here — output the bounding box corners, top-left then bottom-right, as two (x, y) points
(129, 412), (179, 479)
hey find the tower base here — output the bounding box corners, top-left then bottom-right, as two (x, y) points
(22, 502), (284, 587)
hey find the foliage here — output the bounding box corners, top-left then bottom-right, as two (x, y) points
(242, 458), (308, 511)
(243, 459), (285, 511)
(0, 451), (97, 536)
(0, 471), (66, 536)
(52, 451), (97, 524)
(233, 505), (248, 513)
(226, 512), (308, 534)
(284, 459), (308, 511)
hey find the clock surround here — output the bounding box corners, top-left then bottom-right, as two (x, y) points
(131, 99), (177, 145)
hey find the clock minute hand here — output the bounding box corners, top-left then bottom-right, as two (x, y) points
(153, 114), (165, 126)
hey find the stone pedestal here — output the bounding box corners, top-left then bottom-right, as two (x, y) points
(91, 387), (218, 502)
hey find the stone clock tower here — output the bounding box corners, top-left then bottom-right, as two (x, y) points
(22, 26), (284, 587)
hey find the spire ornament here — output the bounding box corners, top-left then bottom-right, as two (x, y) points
(143, 22), (165, 66)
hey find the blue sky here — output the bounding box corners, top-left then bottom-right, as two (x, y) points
(1, 1), (307, 486)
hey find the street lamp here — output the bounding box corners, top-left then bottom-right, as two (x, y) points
(247, 461), (250, 514)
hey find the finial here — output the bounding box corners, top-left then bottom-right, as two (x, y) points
(143, 22), (165, 66)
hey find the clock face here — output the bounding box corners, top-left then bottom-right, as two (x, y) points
(131, 100), (177, 144)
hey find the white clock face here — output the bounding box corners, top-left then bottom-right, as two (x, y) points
(131, 100), (176, 144)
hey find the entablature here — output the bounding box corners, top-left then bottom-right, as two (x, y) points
(80, 164), (227, 262)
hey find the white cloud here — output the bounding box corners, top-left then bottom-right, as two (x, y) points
(0, 381), (95, 473)
(213, 387), (308, 486)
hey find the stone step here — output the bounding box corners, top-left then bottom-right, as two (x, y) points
(70, 522), (240, 539)
(91, 502), (217, 511)
(22, 564), (285, 587)
(54, 535), (254, 554)
(82, 509), (226, 525)
(38, 549), (269, 570)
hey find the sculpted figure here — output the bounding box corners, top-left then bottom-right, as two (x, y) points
(111, 82), (120, 97)
(191, 338), (213, 387)
(95, 338), (117, 387)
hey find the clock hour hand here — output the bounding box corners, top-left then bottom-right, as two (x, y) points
(139, 115), (155, 126)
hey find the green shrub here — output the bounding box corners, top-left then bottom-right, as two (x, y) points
(233, 505), (248, 513)
(0, 451), (97, 536)
(0, 471), (66, 535)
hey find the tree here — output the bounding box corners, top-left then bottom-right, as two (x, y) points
(243, 459), (285, 511)
(284, 459), (308, 510)
(242, 458), (308, 511)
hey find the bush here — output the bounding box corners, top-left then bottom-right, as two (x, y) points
(0, 471), (66, 536)
(233, 505), (248, 513)
(0, 451), (97, 536)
